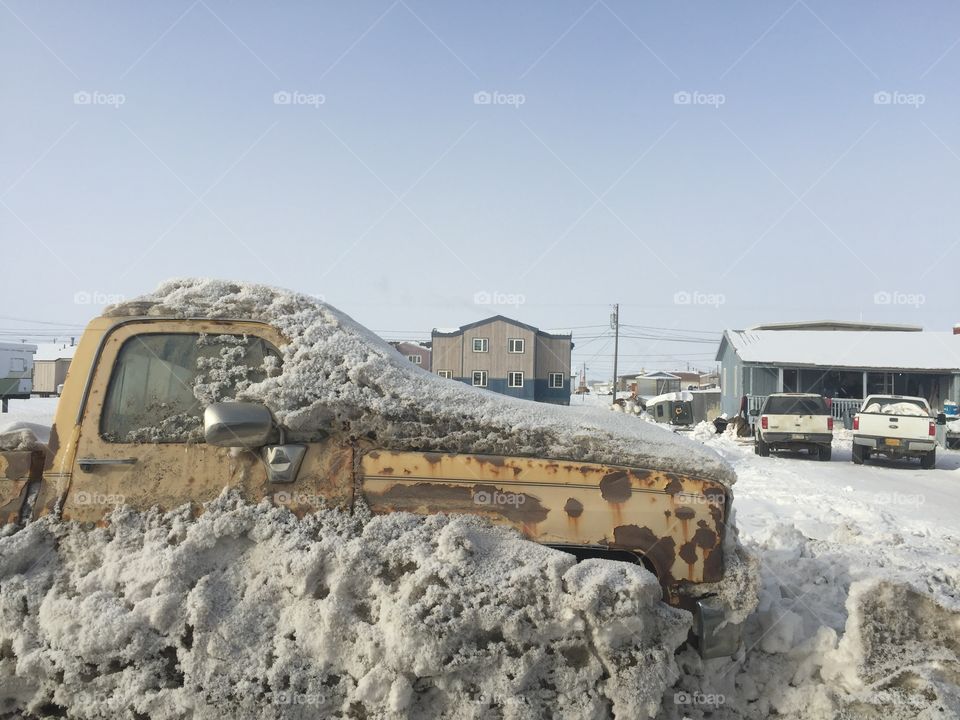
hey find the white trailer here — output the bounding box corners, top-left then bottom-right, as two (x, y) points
(0, 342), (36, 412)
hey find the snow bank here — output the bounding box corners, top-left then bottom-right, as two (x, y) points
(0, 492), (692, 719)
(0, 422), (50, 451)
(103, 279), (734, 486)
(666, 431), (960, 719)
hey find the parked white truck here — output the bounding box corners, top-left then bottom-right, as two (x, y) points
(752, 393), (834, 460)
(852, 394), (946, 468)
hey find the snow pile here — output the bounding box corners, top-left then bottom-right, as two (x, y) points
(664, 431), (960, 719)
(0, 493), (692, 719)
(0, 421), (50, 452)
(103, 279), (734, 486)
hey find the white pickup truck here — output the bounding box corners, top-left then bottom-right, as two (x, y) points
(852, 394), (946, 468)
(752, 393), (834, 460)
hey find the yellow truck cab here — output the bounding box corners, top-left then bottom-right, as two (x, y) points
(0, 294), (745, 658)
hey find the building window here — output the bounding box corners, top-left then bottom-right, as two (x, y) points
(657, 405), (664, 417)
(472, 338), (488, 353)
(507, 338), (524, 353)
(472, 370), (487, 387)
(548, 372), (564, 389)
(508, 371), (523, 388)
(437, 370), (452, 379)
(407, 354), (422, 364)
(10, 358), (25, 372)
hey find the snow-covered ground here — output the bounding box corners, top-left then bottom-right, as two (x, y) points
(2, 388), (959, 718)
(660, 423), (960, 719)
(0, 396), (58, 427)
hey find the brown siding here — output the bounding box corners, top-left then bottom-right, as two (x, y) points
(535, 335), (571, 377)
(462, 320), (535, 379)
(430, 335), (463, 377)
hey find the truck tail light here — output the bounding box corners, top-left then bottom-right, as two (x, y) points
(853, 416), (859, 430)
(761, 416), (768, 430)
(827, 417), (834, 431)
(930, 421), (936, 436)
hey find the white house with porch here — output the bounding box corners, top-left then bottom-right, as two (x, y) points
(716, 322), (960, 425)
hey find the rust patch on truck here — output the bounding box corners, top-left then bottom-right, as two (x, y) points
(674, 506), (696, 521)
(564, 497), (584, 518)
(366, 481), (549, 527)
(612, 524), (677, 586)
(599, 471), (631, 503)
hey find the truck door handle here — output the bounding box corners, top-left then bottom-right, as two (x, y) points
(77, 457), (137, 473)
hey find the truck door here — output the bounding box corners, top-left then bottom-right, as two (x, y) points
(62, 320), (352, 523)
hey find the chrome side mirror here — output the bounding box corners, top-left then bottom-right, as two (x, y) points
(204, 402), (275, 448)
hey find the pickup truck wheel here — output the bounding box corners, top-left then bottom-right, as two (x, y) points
(852, 444), (866, 464)
(920, 450), (936, 469)
(756, 437), (770, 457)
(818, 445), (832, 462)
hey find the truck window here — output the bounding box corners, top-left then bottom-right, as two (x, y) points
(100, 333), (281, 443)
(763, 396), (828, 415)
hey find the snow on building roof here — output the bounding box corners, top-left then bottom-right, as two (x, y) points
(748, 320), (923, 332)
(640, 371), (681, 380)
(31, 342), (77, 362)
(720, 330), (960, 371)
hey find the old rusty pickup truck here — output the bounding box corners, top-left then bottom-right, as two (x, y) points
(0, 297), (743, 658)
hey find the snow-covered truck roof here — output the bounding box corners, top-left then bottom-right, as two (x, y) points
(105, 279), (735, 486)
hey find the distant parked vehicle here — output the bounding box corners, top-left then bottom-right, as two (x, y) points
(751, 393), (833, 460)
(645, 391), (694, 427)
(944, 401), (960, 450)
(852, 394), (945, 469)
(0, 342), (35, 412)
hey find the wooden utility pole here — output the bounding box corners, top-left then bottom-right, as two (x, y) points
(611, 304), (619, 404)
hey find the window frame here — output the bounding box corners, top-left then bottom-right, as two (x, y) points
(548, 372), (564, 389)
(507, 338), (525, 354)
(472, 370), (488, 387)
(437, 370), (452, 379)
(407, 354), (422, 364)
(472, 338), (489, 353)
(508, 371), (524, 388)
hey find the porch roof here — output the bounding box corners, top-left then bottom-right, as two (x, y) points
(718, 330), (960, 372)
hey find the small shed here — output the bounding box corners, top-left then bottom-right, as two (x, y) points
(31, 342), (77, 396)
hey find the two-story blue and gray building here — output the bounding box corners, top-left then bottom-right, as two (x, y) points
(431, 316), (573, 405)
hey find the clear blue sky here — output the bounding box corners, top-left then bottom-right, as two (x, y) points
(3, 1), (959, 376)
